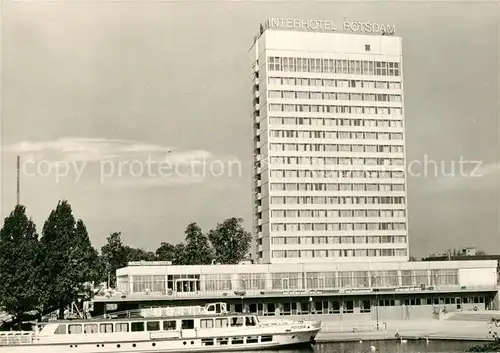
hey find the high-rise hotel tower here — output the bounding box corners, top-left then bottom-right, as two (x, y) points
(251, 18), (408, 264)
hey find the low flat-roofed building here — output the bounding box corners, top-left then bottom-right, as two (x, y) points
(91, 260), (499, 321)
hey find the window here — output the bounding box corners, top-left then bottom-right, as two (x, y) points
(287, 250), (299, 258)
(268, 90), (282, 99)
(68, 324), (82, 334)
(379, 299), (396, 306)
(345, 300), (354, 313)
(247, 336), (259, 343)
(131, 322), (145, 332)
(215, 318), (229, 328)
(200, 319), (214, 329)
(245, 317), (257, 326)
(231, 317), (244, 327)
(217, 337), (229, 345)
(268, 57), (281, 71)
(202, 338), (215, 346)
(182, 320), (194, 329)
(55, 325), (66, 335)
(146, 321), (160, 331)
(361, 300), (371, 313)
(99, 323), (113, 333)
(232, 337), (244, 344)
(272, 250), (286, 258)
(261, 336), (273, 342)
(365, 44), (371, 52)
(163, 320), (176, 331)
(84, 324), (98, 334)
(268, 77), (281, 85)
(115, 323), (129, 332)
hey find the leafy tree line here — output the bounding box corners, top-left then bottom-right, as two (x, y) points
(101, 218), (252, 287)
(0, 201), (251, 325)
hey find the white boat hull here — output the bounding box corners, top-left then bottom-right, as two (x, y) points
(0, 328), (319, 353)
(1, 303), (321, 353)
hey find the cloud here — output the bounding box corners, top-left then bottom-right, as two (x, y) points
(4, 137), (242, 188)
(3, 137), (214, 163)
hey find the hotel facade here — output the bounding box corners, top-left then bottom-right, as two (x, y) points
(251, 20), (408, 264)
(91, 19), (499, 320)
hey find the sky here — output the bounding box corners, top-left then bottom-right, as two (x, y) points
(1, 0), (499, 258)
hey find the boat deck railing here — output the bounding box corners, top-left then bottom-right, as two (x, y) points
(0, 331), (35, 346)
(92, 303), (230, 320)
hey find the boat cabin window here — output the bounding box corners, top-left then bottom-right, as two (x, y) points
(68, 324), (83, 334)
(100, 323), (113, 333)
(84, 324), (98, 334)
(217, 337), (229, 345)
(163, 320), (176, 331)
(55, 324), (66, 334)
(115, 323), (129, 332)
(215, 318), (228, 328)
(206, 303), (223, 313)
(232, 336), (244, 344)
(230, 317), (244, 327)
(146, 321), (160, 331)
(200, 319), (214, 329)
(245, 317), (257, 326)
(181, 319), (194, 329)
(247, 336), (259, 343)
(131, 322), (145, 332)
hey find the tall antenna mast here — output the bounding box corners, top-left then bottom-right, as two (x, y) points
(16, 155), (20, 205)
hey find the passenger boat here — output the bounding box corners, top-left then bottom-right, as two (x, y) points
(0, 302), (321, 352)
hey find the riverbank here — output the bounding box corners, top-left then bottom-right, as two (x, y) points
(262, 315), (495, 343)
(317, 320), (492, 343)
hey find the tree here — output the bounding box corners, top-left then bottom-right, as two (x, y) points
(183, 223), (214, 265)
(101, 232), (128, 287)
(38, 200), (97, 319)
(124, 247), (156, 262)
(156, 242), (177, 261)
(208, 217), (251, 264)
(72, 220), (100, 289)
(0, 205), (40, 328)
(173, 243), (187, 264)
(155, 242), (187, 264)
(92, 255), (108, 288)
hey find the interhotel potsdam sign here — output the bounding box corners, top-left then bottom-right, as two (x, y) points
(264, 17), (396, 35)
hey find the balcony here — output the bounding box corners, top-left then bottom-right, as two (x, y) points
(255, 129), (261, 136)
(254, 90), (260, 98)
(254, 103), (260, 111)
(253, 77), (260, 86)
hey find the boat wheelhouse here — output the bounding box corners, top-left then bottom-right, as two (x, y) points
(0, 303), (321, 353)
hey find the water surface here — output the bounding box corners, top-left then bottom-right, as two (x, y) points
(313, 340), (480, 353)
(233, 341), (482, 353)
